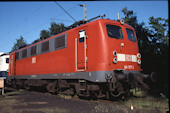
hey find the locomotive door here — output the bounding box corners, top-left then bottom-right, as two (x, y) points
(76, 28), (88, 71)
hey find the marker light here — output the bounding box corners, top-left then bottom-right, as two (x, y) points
(113, 51), (117, 56)
(137, 53), (141, 58)
(120, 19), (124, 25)
(113, 58), (117, 64)
(138, 59), (141, 65)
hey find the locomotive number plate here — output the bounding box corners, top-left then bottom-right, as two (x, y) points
(124, 65), (134, 69)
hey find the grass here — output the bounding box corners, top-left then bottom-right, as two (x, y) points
(0, 91), (20, 113)
(58, 93), (73, 99)
(130, 88), (147, 97)
(3, 91), (20, 99)
(41, 107), (68, 113)
(124, 95), (169, 112)
(4, 90), (20, 95)
(94, 104), (109, 113)
(0, 91), (68, 113)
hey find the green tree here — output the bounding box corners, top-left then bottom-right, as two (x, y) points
(11, 36), (27, 52)
(121, 7), (138, 28)
(49, 22), (66, 36)
(146, 17), (169, 97)
(121, 7), (169, 55)
(35, 22), (67, 44)
(40, 30), (50, 40)
(147, 16), (169, 54)
(32, 38), (41, 44)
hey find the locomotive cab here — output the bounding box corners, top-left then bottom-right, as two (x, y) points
(96, 19), (156, 97)
(105, 20), (141, 71)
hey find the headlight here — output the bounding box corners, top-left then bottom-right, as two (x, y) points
(120, 19), (124, 25)
(113, 51), (117, 56)
(113, 58), (117, 64)
(137, 53), (141, 58)
(138, 59), (141, 65)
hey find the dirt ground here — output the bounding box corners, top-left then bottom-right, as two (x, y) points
(0, 87), (169, 113)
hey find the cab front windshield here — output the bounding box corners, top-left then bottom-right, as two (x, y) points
(106, 24), (136, 42)
(106, 25), (123, 39)
(126, 28), (136, 42)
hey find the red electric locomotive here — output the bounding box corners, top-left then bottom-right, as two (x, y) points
(7, 15), (156, 99)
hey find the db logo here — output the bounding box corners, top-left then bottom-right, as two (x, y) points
(32, 57), (36, 63)
(125, 55), (132, 61)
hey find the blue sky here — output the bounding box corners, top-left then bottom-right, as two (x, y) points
(0, 1), (168, 53)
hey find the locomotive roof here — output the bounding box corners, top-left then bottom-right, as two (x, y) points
(12, 19), (134, 53)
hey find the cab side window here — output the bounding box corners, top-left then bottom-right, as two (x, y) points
(79, 30), (86, 42)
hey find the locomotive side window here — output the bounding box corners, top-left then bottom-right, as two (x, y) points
(41, 41), (49, 53)
(55, 35), (66, 49)
(14, 33), (67, 60)
(106, 25), (123, 39)
(126, 28), (136, 42)
(22, 49), (27, 58)
(31, 45), (37, 55)
(15, 52), (19, 60)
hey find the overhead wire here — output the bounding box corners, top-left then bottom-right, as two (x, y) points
(0, 3), (79, 52)
(1, 20), (50, 53)
(21, 3), (79, 36)
(50, 18), (74, 23)
(55, 1), (77, 22)
(0, 5), (42, 40)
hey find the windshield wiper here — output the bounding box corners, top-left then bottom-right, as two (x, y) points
(108, 32), (118, 38)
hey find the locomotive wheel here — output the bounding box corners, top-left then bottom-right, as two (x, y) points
(46, 81), (58, 94)
(90, 91), (98, 100)
(24, 80), (30, 90)
(11, 80), (17, 89)
(121, 82), (131, 94)
(24, 84), (30, 90)
(110, 82), (123, 97)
